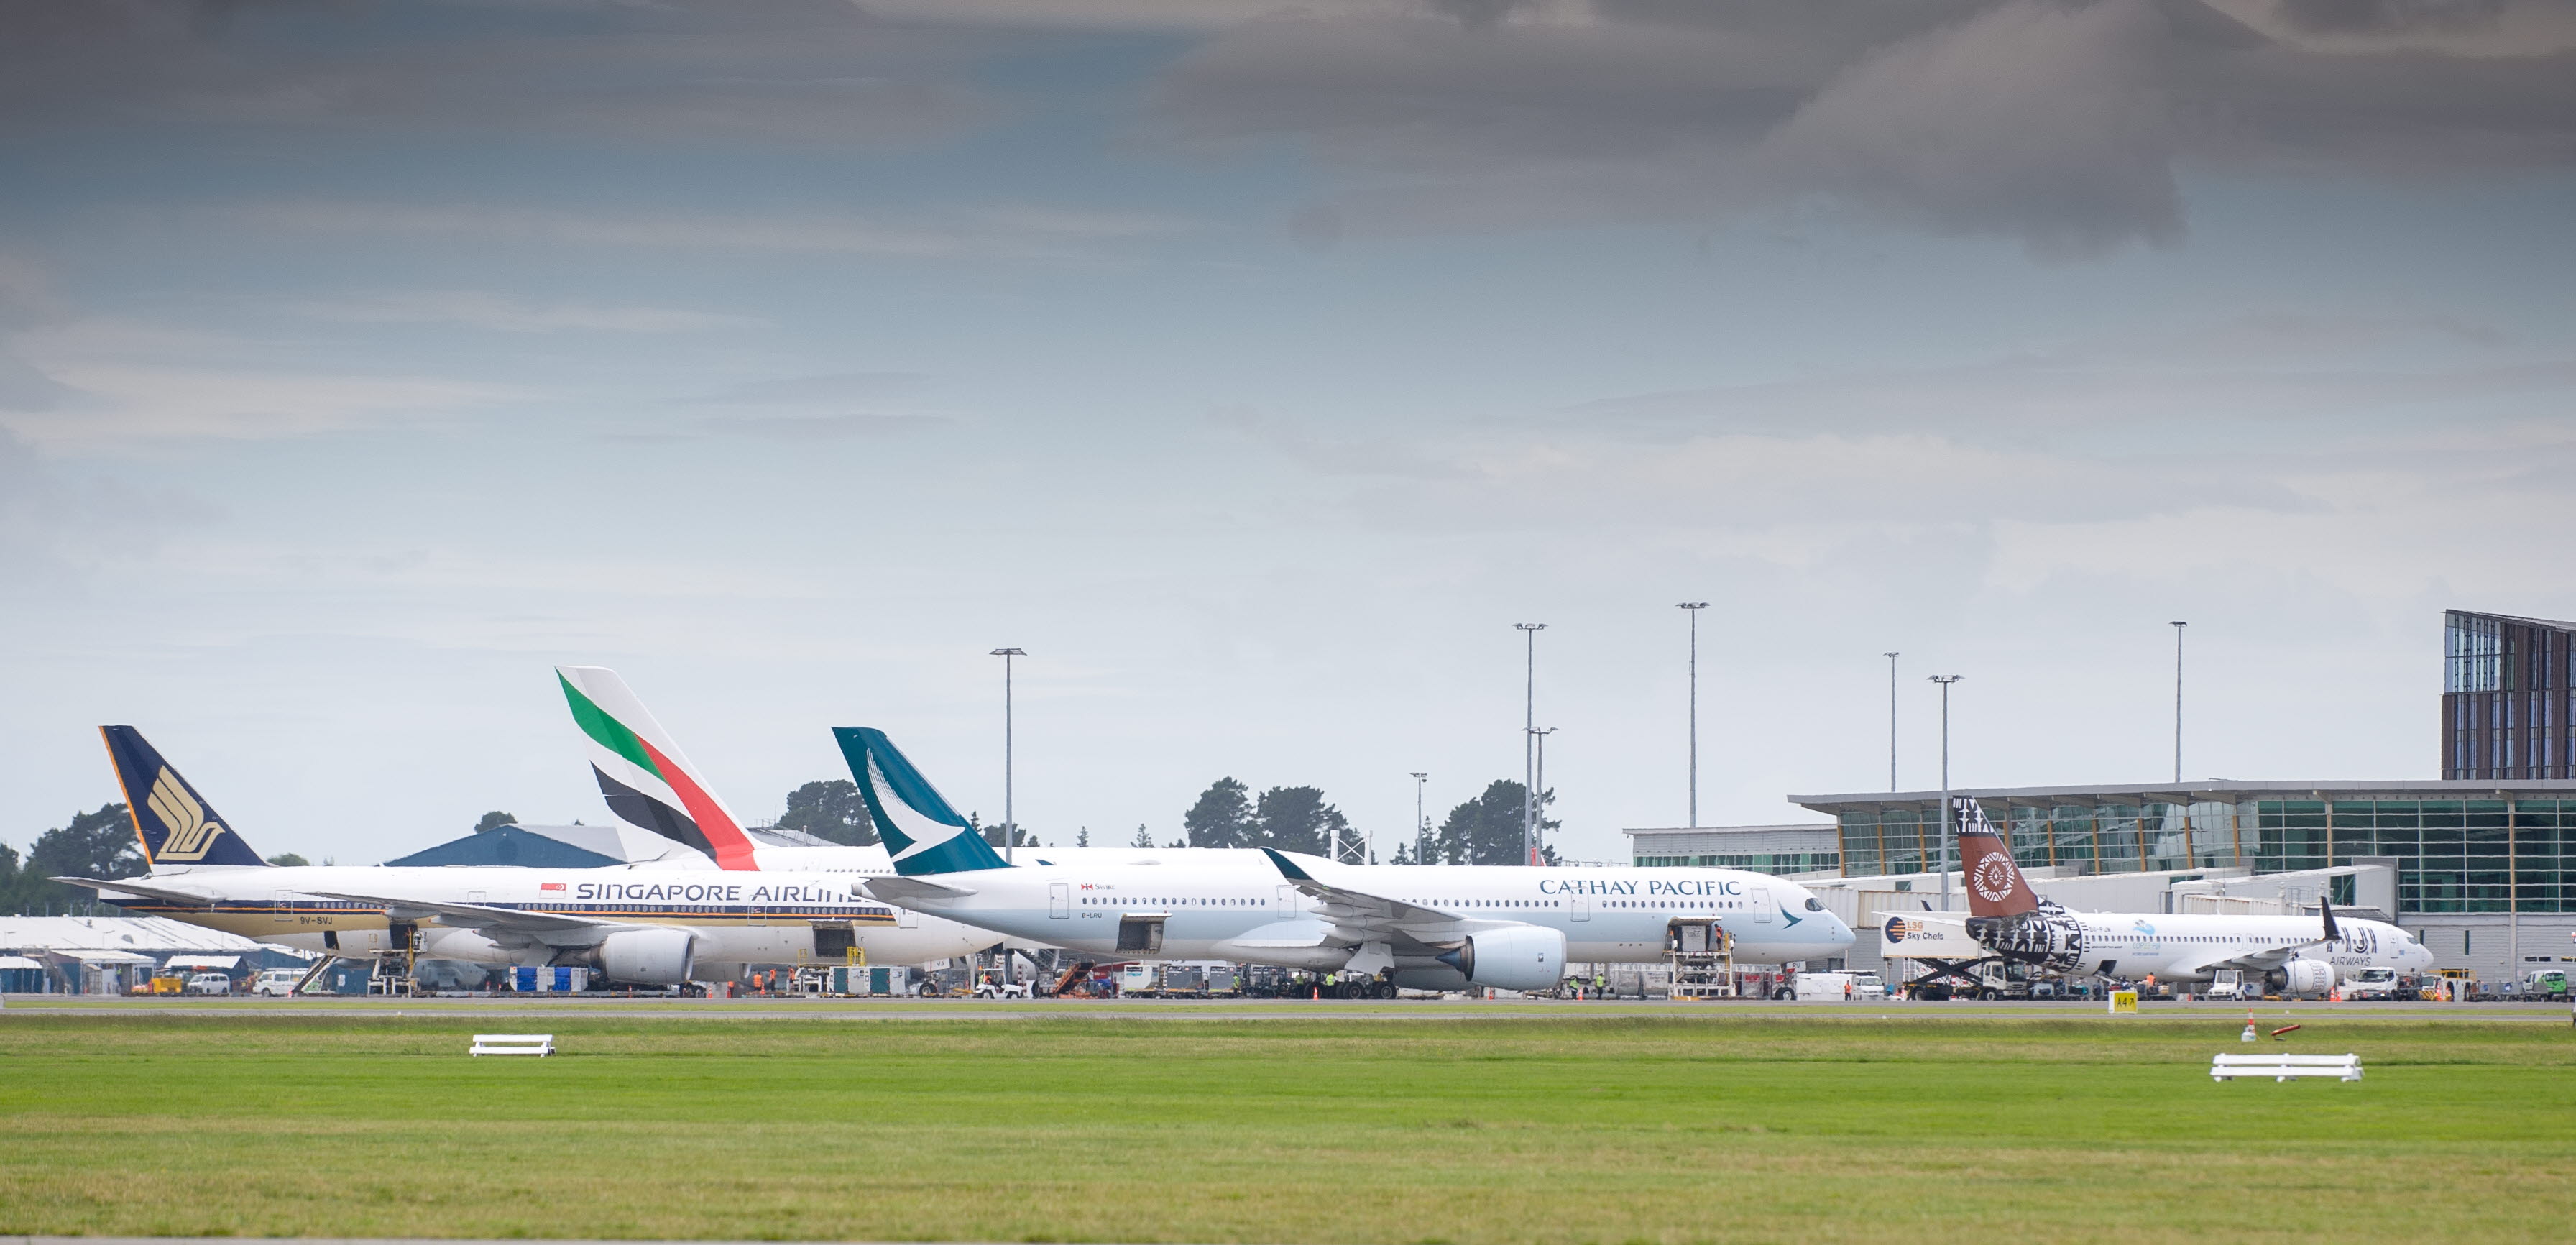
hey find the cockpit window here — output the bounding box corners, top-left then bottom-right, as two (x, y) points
(1803, 897), (1824, 912)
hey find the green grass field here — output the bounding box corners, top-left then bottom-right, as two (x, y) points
(3, 1005), (2572, 1244)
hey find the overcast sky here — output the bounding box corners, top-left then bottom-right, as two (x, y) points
(5, 0), (2574, 866)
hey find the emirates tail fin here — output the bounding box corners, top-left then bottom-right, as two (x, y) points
(556, 666), (758, 870)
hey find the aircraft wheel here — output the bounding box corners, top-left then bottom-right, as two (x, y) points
(1376, 981), (1397, 999)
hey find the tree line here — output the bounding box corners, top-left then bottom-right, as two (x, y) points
(1179, 776), (1557, 865)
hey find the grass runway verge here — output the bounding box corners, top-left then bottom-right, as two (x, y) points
(2, 1007), (2570, 1244)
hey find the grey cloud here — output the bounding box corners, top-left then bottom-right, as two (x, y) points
(1155, 0), (2576, 256)
(692, 372), (933, 406)
(704, 413), (949, 439)
(2269, 0), (2503, 35)
(0, 0), (995, 145)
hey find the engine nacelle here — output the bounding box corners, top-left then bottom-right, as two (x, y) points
(2275, 958), (2337, 997)
(1440, 925), (1567, 992)
(597, 928), (699, 988)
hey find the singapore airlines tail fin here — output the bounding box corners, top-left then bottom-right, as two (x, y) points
(1955, 798), (2041, 919)
(96, 726), (271, 868)
(556, 666), (758, 871)
(832, 727), (1009, 876)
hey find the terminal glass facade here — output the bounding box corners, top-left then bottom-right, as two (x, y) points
(1634, 850), (1839, 874)
(2443, 610), (2576, 780)
(1832, 796), (2576, 914)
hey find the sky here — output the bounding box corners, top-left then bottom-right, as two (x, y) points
(4, 0), (2575, 867)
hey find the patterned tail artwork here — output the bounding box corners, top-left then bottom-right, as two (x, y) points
(1955, 797), (2041, 919)
(832, 727), (1009, 876)
(556, 666), (758, 871)
(97, 726), (271, 868)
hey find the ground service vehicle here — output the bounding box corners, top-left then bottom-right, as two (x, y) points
(2342, 966), (2403, 1000)
(2518, 968), (2570, 1001)
(183, 972), (232, 996)
(2204, 969), (2248, 1001)
(1786, 971), (1882, 1001)
(249, 968), (304, 996)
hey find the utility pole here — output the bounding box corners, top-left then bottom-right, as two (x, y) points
(1515, 622), (1546, 865)
(2171, 621), (2188, 784)
(1411, 772), (1428, 864)
(990, 648), (1026, 864)
(1885, 651), (1900, 792)
(1928, 674), (1963, 907)
(1679, 602), (1708, 827)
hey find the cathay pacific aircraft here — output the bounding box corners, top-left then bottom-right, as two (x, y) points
(1895, 799), (2436, 995)
(56, 726), (996, 986)
(840, 726), (1856, 994)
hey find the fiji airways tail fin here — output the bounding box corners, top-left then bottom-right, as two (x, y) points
(97, 726), (270, 868)
(1954, 797), (2041, 919)
(832, 727), (1009, 876)
(556, 666), (758, 871)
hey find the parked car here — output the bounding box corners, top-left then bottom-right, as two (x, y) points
(2342, 966), (2404, 1001)
(249, 968), (305, 997)
(183, 972), (233, 996)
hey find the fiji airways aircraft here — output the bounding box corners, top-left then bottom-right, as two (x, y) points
(1903, 800), (2436, 994)
(839, 725), (1856, 993)
(56, 725), (996, 986)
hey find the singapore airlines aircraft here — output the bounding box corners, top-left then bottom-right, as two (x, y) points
(56, 726), (995, 986)
(1901, 799), (2435, 994)
(840, 725), (1856, 994)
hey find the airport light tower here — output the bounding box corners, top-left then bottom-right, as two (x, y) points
(1529, 727), (1557, 865)
(991, 647), (1026, 864)
(1515, 622), (1546, 865)
(2171, 621), (2188, 784)
(1411, 772), (1429, 864)
(1885, 651), (1900, 792)
(1928, 674), (1962, 906)
(1679, 602), (1708, 827)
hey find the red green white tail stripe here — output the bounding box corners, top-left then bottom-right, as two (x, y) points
(557, 666), (758, 871)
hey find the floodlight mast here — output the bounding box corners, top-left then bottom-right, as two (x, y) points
(2171, 622), (2189, 784)
(1514, 623), (1546, 865)
(1411, 772), (1428, 864)
(1679, 602), (1708, 827)
(1928, 674), (1963, 907)
(1885, 651), (1900, 792)
(990, 648), (1026, 864)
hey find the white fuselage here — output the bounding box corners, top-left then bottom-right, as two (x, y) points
(104, 862), (997, 974)
(2075, 911), (2434, 983)
(879, 861), (1857, 975)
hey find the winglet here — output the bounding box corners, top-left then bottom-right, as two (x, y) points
(1261, 847), (1315, 881)
(2320, 896), (2341, 943)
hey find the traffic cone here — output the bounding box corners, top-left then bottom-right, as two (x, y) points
(2240, 1009), (2258, 1043)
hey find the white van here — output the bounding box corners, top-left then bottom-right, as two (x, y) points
(249, 968), (305, 997)
(1790, 972), (1883, 1001)
(183, 972), (233, 996)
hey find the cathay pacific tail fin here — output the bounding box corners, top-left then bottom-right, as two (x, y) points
(96, 726), (270, 868)
(832, 727), (1009, 876)
(556, 666), (758, 870)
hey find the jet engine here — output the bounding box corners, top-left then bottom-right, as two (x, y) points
(1965, 908), (2088, 973)
(597, 928), (699, 987)
(2275, 958), (2337, 998)
(1438, 925), (1566, 992)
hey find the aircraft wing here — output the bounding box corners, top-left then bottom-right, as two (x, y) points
(2178, 902), (2345, 975)
(862, 876), (976, 904)
(52, 876), (222, 908)
(1260, 849), (1477, 949)
(304, 891), (631, 947)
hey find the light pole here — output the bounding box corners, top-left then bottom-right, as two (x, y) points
(1411, 772), (1428, 864)
(1885, 651), (1900, 793)
(1679, 602), (1708, 827)
(1928, 674), (1962, 906)
(2170, 621), (2188, 784)
(1515, 622), (1546, 865)
(990, 648), (1025, 864)
(1529, 727), (1557, 865)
